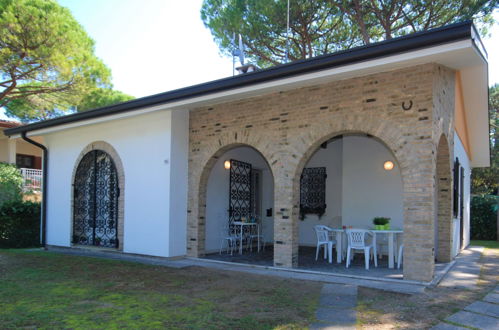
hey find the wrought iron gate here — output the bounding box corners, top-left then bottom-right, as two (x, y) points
(229, 159), (252, 223)
(300, 167), (327, 219)
(72, 150), (119, 248)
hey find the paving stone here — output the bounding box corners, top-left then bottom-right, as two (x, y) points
(430, 322), (468, 330)
(483, 293), (499, 304)
(319, 294), (357, 308)
(316, 307), (357, 325)
(321, 283), (357, 296)
(446, 310), (499, 329)
(309, 322), (355, 330)
(465, 301), (499, 318)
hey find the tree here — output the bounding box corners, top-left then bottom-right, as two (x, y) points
(472, 84), (499, 195)
(77, 88), (134, 112)
(0, 0), (111, 120)
(201, 0), (498, 67)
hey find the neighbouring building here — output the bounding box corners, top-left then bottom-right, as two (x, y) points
(4, 22), (490, 282)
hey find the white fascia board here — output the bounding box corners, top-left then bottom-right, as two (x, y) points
(27, 40), (477, 137)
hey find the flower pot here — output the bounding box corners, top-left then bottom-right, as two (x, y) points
(375, 225), (382, 230)
(383, 224), (390, 230)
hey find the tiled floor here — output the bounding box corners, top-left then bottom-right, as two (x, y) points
(204, 246), (450, 280)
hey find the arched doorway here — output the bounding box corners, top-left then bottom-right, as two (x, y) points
(435, 134), (452, 262)
(72, 149), (119, 248)
(295, 133), (404, 270)
(201, 145), (275, 264)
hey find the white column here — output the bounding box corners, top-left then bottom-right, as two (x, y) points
(7, 138), (16, 164)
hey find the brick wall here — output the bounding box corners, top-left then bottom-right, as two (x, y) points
(187, 63), (455, 282)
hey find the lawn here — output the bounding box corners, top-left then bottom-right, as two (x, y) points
(356, 241), (499, 329)
(0, 249), (321, 329)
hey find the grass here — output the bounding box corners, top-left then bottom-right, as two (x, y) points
(471, 240), (499, 249)
(0, 249), (321, 329)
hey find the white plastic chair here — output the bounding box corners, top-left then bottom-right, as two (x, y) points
(345, 229), (378, 270)
(314, 225), (336, 263)
(397, 244), (404, 269)
(219, 224), (238, 255)
(248, 222), (265, 252)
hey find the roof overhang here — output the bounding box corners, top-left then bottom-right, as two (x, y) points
(3, 22), (490, 167)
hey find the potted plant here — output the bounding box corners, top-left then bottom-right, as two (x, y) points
(94, 237), (101, 246)
(372, 217), (390, 230)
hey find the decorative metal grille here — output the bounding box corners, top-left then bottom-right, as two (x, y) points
(73, 150), (119, 248)
(229, 159), (252, 223)
(300, 167), (326, 219)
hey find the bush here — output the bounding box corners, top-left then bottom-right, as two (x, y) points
(0, 200), (41, 248)
(0, 162), (23, 208)
(470, 195), (498, 240)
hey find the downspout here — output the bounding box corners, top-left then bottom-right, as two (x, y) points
(21, 132), (47, 248)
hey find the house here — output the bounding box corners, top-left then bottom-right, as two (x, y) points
(1, 120), (44, 191)
(3, 21), (489, 282)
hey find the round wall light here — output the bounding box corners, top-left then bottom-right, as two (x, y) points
(224, 160), (231, 170)
(383, 161), (394, 171)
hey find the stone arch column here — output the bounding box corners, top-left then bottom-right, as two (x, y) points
(187, 130), (278, 257)
(436, 134), (453, 262)
(71, 141), (125, 250)
(281, 115), (435, 281)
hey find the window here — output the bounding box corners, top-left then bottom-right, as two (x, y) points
(16, 154), (34, 168)
(300, 167), (326, 219)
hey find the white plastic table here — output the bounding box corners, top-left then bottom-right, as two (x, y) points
(232, 221), (258, 255)
(324, 227), (344, 264)
(371, 229), (403, 269)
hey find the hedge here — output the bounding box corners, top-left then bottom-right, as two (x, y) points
(0, 162), (23, 208)
(470, 195), (498, 241)
(0, 200), (41, 248)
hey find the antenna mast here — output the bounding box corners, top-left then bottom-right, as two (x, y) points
(285, 0), (290, 63)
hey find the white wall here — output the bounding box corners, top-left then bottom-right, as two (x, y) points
(299, 139), (342, 245)
(454, 132), (471, 252)
(44, 109), (189, 258)
(299, 135), (404, 246)
(204, 147), (274, 253)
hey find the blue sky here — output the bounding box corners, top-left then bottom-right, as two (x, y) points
(1, 1), (498, 119)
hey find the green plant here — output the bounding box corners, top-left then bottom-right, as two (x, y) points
(0, 200), (41, 248)
(0, 162), (23, 208)
(470, 195), (498, 240)
(373, 217), (390, 226)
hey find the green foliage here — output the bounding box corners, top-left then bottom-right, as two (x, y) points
(0, 162), (23, 207)
(0, 0), (111, 121)
(77, 88), (134, 112)
(201, 0), (498, 67)
(0, 200), (41, 248)
(470, 195), (498, 240)
(372, 217), (390, 225)
(472, 84), (499, 195)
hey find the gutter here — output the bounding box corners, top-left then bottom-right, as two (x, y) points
(21, 133), (47, 248)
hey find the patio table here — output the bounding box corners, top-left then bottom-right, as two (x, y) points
(232, 221), (259, 255)
(371, 229), (403, 269)
(324, 227), (344, 264)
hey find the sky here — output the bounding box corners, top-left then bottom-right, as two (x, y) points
(1, 0), (498, 119)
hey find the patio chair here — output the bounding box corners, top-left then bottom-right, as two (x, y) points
(314, 225), (336, 263)
(345, 229), (378, 270)
(248, 220), (265, 252)
(219, 224), (238, 255)
(397, 244), (404, 269)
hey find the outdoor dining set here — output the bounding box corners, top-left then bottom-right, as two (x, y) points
(219, 217), (404, 271)
(314, 225), (404, 270)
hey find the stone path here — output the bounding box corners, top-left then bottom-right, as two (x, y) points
(310, 283), (358, 329)
(431, 246), (499, 330)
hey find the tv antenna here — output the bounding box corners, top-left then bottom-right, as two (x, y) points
(231, 33), (245, 75)
(285, 0), (290, 63)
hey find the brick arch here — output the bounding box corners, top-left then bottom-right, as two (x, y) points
(70, 141), (125, 250)
(273, 116), (414, 268)
(187, 133), (276, 257)
(435, 134), (453, 262)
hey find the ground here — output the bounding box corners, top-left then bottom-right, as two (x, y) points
(0, 249), (321, 329)
(1, 241), (498, 329)
(356, 240), (499, 329)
